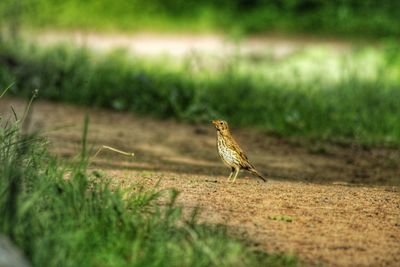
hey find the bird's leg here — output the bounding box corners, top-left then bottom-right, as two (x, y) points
(227, 167), (235, 181)
(231, 168), (240, 183)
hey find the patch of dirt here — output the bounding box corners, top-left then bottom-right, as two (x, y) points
(1, 97), (399, 267)
(25, 30), (351, 59)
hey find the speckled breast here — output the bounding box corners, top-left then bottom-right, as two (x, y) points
(217, 136), (239, 167)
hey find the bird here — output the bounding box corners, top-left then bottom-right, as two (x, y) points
(211, 119), (267, 183)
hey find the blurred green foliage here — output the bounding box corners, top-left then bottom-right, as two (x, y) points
(1, 41), (400, 146)
(1, 0), (400, 37)
(0, 102), (297, 267)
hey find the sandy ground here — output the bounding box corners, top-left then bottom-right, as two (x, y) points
(24, 30), (351, 59)
(1, 97), (399, 267)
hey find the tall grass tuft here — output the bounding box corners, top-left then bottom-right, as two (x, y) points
(0, 90), (297, 267)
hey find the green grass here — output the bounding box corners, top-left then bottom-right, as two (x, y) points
(0, 92), (297, 267)
(1, 41), (400, 146)
(268, 215), (294, 223)
(1, 0), (400, 37)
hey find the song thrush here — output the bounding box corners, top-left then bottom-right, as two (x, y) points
(211, 120), (267, 182)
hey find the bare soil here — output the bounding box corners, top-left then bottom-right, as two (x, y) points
(25, 30), (351, 59)
(1, 97), (399, 267)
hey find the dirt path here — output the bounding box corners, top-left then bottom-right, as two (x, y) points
(24, 30), (351, 59)
(1, 97), (399, 267)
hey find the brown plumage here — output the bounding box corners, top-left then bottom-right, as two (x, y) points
(211, 120), (267, 182)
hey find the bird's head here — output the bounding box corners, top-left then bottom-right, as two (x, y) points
(211, 120), (229, 132)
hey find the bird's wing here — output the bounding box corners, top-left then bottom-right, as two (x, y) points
(225, 133), (249, 162)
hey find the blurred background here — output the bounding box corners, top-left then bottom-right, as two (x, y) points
(1, 0), (400, 145)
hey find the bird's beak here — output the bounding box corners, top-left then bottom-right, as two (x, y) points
(211, 120), (218, 126)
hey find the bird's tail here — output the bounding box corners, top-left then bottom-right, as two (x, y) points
(248, 167), (267, 182)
